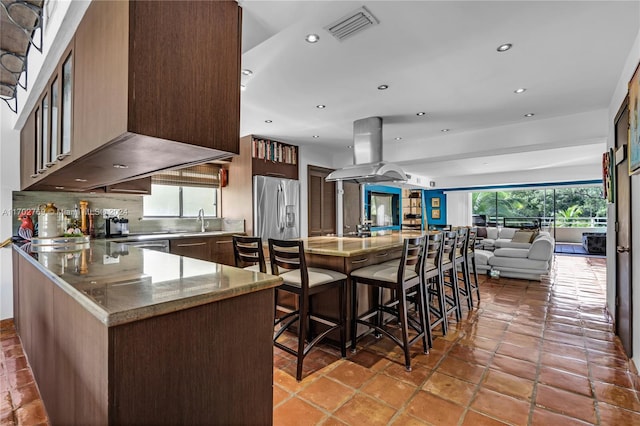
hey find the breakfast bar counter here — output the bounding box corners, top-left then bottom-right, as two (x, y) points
(12, 241), (282, 425)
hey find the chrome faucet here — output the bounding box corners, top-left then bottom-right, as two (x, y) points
(197, 208), (205, 232)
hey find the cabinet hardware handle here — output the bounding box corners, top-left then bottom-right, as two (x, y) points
(376, 252), (388, 257)
(37, 168), (47, 174)
(265, 172), (286, 177)
(351, 258), (369, 264)
(30, 174), (39, 178)
(45, 162), (55, 168)
(616, 246), (630, 253)
(216, 240), (232, 244)
(57, 153), (70, 161)
(177, 242), (207, 247)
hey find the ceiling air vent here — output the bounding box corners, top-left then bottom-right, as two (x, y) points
(324, 6), (379, 42)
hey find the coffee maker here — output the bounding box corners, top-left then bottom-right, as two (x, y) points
(105, 216), (129, 238)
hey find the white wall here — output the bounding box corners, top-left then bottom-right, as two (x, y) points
(445, 192), (471, 227)
(606, 27), (640, 368)
(0, 1), (89, 320)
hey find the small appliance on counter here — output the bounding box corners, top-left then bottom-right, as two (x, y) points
(356, 223), (371, 238)
(105, 216), (129, 238)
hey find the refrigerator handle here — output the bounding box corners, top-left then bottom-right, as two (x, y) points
(277, 185), (284, 231)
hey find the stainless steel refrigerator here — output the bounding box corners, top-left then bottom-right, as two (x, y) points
(253, 175), (300, 241)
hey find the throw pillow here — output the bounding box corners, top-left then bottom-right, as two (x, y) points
(511, 230), (534, 243)
(529, 229), (540, 243)
(476, 227), (487, 238)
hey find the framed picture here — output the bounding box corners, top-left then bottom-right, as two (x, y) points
(602, 149), (615, 203)
(432, 209), (440, 219)
(629, 63), (640, 175)
(431, 198), (440, 208)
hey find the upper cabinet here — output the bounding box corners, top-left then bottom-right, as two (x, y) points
(20, 0), (241, 191)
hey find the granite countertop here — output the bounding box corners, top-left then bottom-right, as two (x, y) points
(14, 240), (282, 327)
(302, 231), (427, 257)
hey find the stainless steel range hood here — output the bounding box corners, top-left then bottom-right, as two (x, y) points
(325, 117), (407, 183)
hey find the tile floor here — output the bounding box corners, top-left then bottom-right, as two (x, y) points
(2, 255), (639, 425)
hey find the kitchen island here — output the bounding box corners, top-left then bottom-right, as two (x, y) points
(12, 240), (282, 425)
(299, 232), (427, 341)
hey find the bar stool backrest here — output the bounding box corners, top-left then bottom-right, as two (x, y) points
(456, 227), (468, 256)
(399, 236), (425, 283)
(465, 227), (477, 255)
(232, 235), (267, 273)
(442, 231), (458, 263)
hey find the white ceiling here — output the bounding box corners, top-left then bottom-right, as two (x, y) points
(237, 1), (640, 188)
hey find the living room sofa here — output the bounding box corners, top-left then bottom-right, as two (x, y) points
(479, 227), (551, 250)
(475, 234), (555, 281)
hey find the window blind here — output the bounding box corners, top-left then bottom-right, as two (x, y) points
(151, 164), (221, 188)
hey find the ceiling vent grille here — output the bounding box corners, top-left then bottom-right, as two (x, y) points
(324, 6), (378, 42)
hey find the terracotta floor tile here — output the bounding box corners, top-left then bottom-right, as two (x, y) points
(530, 407), (592, 425)
(539, 352), (589, 377)
(298, 377), (355, 412)
(507, 322), (544, 338)
(461, 410), (510, 426)
(592, 381), (640, 411)
(404, 390), (465, 425)
(458, 335), (499, 352)
(273, 385), (290, 408)
(598, 402), (640, 425)
(382, 363), (431, 387)
(538, 366), (592, 397)
(546, 322), (584, 336)
(502, 331), (543, 348)
(347, 349), (392, 372)
(333, 393), (396, 426)
(481, 369), (534, 400)
(388, 412), (430, 425)
(473, 326), (507, 340)
(326, 360), (376, 389)
(534, 384), (597, 424)
(541, 340), (588, 362)
(544, 330), (585, 347)
(496, 342), (539, 364)
(6, 370), (33, 390)
(13, 400), (47, 426)
(273, 397), (327, 426)
(361, 373), (417, 409)
(318, 416), (349, 426)
(587, 348), (631, 370)
(8, 385), (40, 410)
(584, 337), (620, 354)
(590, 364), (634, 389)
(435, 356), (486, 384)
(421, 371), (477, 406)
(489, 354), (537, 381)
(448, 343), (493, 365)
(273, 368), (315, 393)
(470, 387), (531, 425)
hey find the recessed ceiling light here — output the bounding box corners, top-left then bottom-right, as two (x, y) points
(240, 84), (246, 91)
(241, 69), (253, 76)
(524, 113), (535, 117)
(347, 145), (352, 148)
(497, 43), (512, 52)
(55, 186), (64, 190)
(441, 129), (450, 132)
(482, 162), (489, 165)
(395, 137), (402, 141)
(377, 84), (389, 90)
(74, 178), (87, 182)
(305, 34), (320, 43)
(265, 120), (272, 123)
(514, 88), (527, 94)
(316, 104), (326, 109)
(312, 135), (320, 138)
(416, 112), (426, 116)
(113, 164), (128, 169)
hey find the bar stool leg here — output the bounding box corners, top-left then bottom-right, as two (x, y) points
(462, 259), (473, 310)
(296, 294), (308, 381)
(350, 278), (358, 352)
(397, 287), (412, 371)
(471, 256), (480, 305)
(339, 281), (347, 358)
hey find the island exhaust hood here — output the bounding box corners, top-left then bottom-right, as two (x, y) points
(325, 117), (407, 183)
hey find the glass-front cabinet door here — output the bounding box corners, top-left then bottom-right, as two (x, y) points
(40, 94), (49, 172)
(49, 76), (59, 164)
(60, 51), (73, 158)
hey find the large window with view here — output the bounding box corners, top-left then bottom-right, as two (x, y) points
(471, 185), (606, 247)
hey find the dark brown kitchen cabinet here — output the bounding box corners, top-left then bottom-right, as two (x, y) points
(104, 177), (152, 195)
(21, 0), (242, 192)
(170, 238), (211, 262)
(209, 235), (235, 266)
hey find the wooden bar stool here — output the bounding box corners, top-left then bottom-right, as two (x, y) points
(441, 231), (462, 322)
(350, 236), (428, 371)
(465, 227), (481, 306)
(268, 239), (347, 381)
(232, 235), (269, 273)
(455, 227), (473, 310)
(422, 232), (448, 339)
